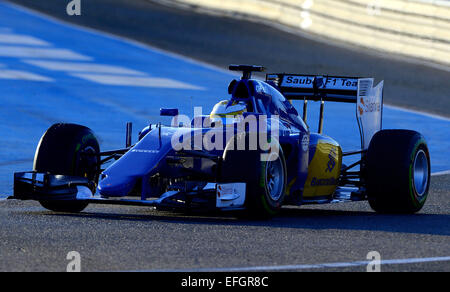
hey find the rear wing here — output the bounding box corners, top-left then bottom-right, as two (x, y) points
(266, 74), (362, 102)
(266, 74), (384, 150)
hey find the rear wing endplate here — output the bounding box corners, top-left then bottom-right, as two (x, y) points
(266, 74), (384, 150)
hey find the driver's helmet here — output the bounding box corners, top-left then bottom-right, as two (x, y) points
(210, 100), (247, 117)
(209, 100), (247, 126)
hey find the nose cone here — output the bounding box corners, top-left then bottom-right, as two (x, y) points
(97, 175), (136, 198)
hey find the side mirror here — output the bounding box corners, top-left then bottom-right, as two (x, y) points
(160, 108), (179, 117)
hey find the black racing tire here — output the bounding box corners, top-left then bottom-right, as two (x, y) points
(34, 123), (100, 213)
(366, 130), (430, 214)
(221, 133), (287, 218)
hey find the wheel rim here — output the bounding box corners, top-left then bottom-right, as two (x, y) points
(413, 149), (429, 197)
(265, 157), (284, 201)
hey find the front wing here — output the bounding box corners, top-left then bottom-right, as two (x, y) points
(12, 171), (247, 211)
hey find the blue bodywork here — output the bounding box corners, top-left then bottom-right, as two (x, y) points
(14, 66), (359, 211)
(97, 77), (312, 205)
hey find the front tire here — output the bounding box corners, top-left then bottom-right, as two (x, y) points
(366, 130), (430, 213)
(222, 134), (287, 218)
(34, 123), (100, 213)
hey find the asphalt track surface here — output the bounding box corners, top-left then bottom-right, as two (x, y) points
(0, 0), (449, 272)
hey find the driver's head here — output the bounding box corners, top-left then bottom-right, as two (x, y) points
(210, 100), (247, 118)
(209, 100), (248, 127)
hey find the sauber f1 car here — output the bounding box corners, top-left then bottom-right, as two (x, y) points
(12, 65), (431, 217)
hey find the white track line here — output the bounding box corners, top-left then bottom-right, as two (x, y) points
(23, 60), (147, 76)
(0, 33), (50, 46)
(384, 104), (450, 122)
(432, 170), (450, 177)
(71, 73), (205, 89)
(137, 256), (450, 272)
(0, 69), (53, 81)
(0, 45), (91, 60)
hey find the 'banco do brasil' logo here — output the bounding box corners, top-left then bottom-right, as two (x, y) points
(326, 146), (337, 173)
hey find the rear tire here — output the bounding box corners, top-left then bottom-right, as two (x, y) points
(34, 123), (100, 213)
(366, 130), (430, 213)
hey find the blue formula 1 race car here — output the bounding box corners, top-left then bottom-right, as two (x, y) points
(12, 65), (431, 217)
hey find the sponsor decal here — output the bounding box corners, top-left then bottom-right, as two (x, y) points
(301, 134), (309, 152)
(324, 78), (358, 89)
(325, 146), (337, 172)
(283, 76), (313, 87)
(282, 75), (358, 90)
(311, 177), (337, 186)
(131, 149), (159, 154)
(358, 97), (381, 116)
